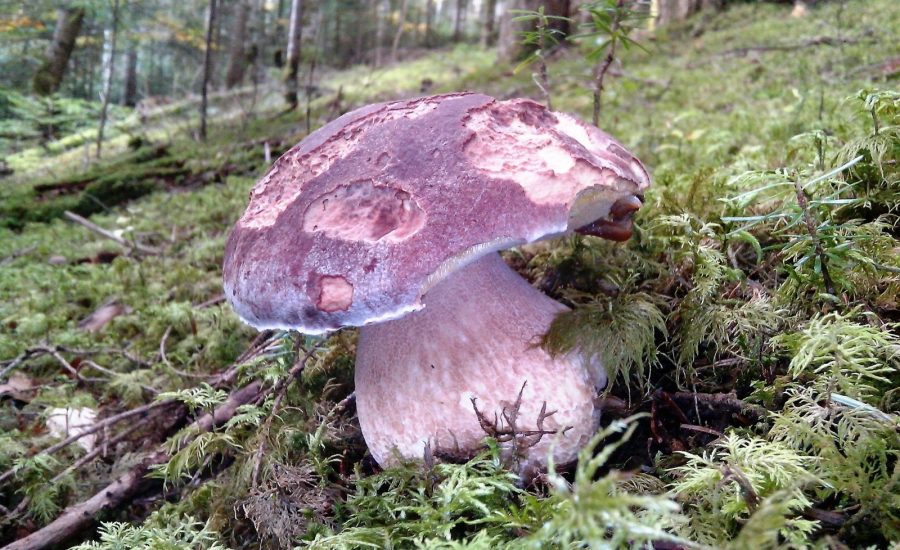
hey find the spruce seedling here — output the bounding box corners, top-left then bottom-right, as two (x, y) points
(574, 0), (649, 126)
(510, 7), (571, 110)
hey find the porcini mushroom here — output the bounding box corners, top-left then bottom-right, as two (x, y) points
(223, 92), (649, 472)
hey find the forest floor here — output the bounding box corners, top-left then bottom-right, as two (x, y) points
(1, 1), (899, 549)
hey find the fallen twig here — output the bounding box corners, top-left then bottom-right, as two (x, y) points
(252, 345), (320, 488)
(0, 246), (36, 267)
(0, 333), (276, 486)
(0, 400), (174, 486)
(719, 35), (871, 57)
(680, 423), (724, 438)
(2, 382), (264, 550)
(194, 294), (226, 309)
(668, 391), (767, 419)
(63, 210), (161, 256)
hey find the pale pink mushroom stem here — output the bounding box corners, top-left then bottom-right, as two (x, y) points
(355, 253), (606, 472)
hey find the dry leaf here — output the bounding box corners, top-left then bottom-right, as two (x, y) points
(0, 372), (37, 401)
(78, 300), (132, 333)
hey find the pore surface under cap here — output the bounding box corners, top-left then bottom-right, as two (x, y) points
(223, 92), (649, 334)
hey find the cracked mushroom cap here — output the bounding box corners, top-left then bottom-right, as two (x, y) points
(223, 92), (650, 334)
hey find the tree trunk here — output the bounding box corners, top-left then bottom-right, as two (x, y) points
(200, 0), (218, 141)
(354, 9), (366, 63)
(480, 0), (497, 47)
(96, 0), (121, 159)
(499, 0), (571, 62)
(334, 6), (342, 65)
(655, 0), (719, 26)
(374, 0), (386, 67)
(33, 7), (85, 96)
(453, 0), (467, 42)
(249, 0), (265, 86)
(122, 43), (138, 107)
(225, 0), (250, 89)
(424, 0), (434, 47)
(499, 0), (534, 62)
(284, 0), (303, 109)
(391, 0), (410, 62)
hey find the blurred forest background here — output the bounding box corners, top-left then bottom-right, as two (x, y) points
(1, 0), (898, 549)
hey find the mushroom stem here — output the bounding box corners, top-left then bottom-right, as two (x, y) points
(356, 253), (604, 472)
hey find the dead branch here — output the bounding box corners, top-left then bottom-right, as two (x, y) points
(719, 35), (871, 57)
(718, 465), (760, 513)
(0, 400), (174, 486)
(194, 293), (226, 309)
(252, 345), (319, 488)
(0, 246), (36, 267)
(63, 210), (161, 256)
(2, 382), (263, 550)
(668, 391), (767, 419)
(592, 0), (625, 127)
(3, 422), (147, 527)
(679, 423), (724, 438)
(0, 332), (276, 486)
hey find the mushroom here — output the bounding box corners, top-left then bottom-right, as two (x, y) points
(223, 92), (649, 473)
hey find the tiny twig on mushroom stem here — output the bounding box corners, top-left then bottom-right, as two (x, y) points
(469, 382), (570, 469)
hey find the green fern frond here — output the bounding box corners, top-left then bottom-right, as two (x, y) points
(71, 511), (229, 549)
(776, 312), (900, 401)
(669, 434), (818, 545)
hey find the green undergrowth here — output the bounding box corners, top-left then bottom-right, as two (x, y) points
(1, 1), (899, 548)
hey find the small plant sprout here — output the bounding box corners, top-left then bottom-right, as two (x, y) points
(574, 0), (649, 127)
(510, 7), (571, 110)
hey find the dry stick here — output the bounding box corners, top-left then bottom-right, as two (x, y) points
(718, 465), (760, 513)
(81, 359), (158, 395)
(679, 423), (724, 438)
(251, 345), (319, 488)
(592, 0), (625, 127)
(0, 332), (277, 487)
(48, 349), (104, 383)
(158, 326), (205, 379)
(0, 401), (173, 486)
(0, 348), (47, 380)
(1, 422), (147, 522)
(63, 211), (161, 256)
(719, 35), (867, 57)
(1, 382), (264, 550)
(50, 422), (143, 484)
(194, 294), (226, 309)
(793, 177), (837, 296)
(668, 392), (767, 419)
(0, 245), (36, 267)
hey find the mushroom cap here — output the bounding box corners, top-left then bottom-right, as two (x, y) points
(223, 92), (650, 334)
